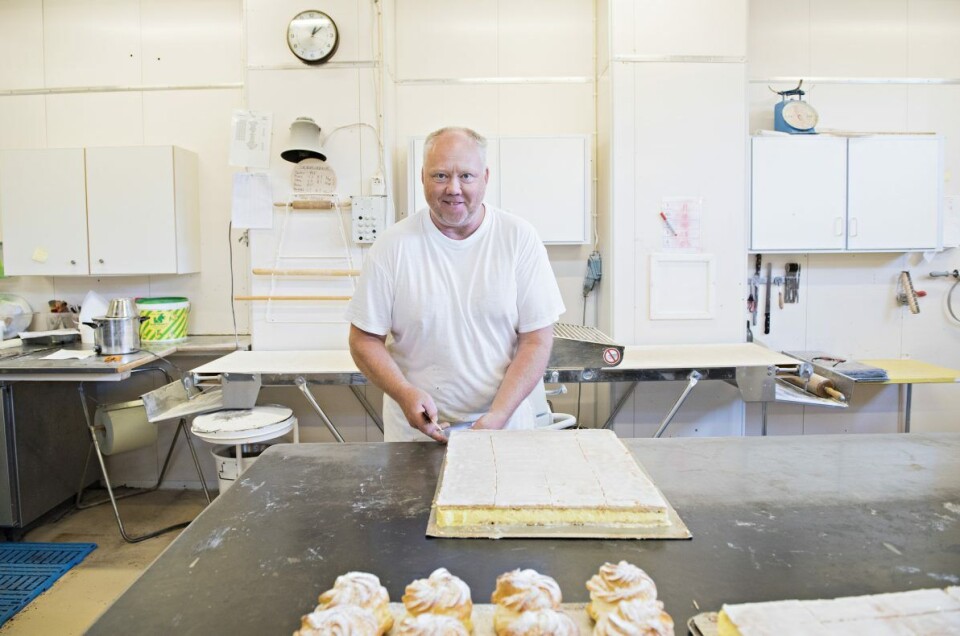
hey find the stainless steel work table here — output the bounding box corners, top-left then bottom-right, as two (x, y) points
(190, 344), (802, 437)
(89, 433), (960, 634)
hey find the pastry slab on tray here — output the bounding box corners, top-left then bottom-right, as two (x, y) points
(427, 429), (690, 539)
(690, 585), (960, 635)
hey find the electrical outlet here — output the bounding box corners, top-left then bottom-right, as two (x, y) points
(351, 196), (386, 243)
(370, 173), (386, 196)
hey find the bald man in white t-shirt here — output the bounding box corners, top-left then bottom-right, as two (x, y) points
(345, 127), (565, 442)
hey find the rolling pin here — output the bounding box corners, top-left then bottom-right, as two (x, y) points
(780, 374), (847, 402)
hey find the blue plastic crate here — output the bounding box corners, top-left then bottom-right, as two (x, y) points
(0, 543), (97, 626)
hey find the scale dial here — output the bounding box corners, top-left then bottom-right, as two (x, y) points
(287, 10), (339, 64)
(782, 100), (819, 131)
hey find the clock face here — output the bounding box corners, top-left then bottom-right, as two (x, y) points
(782, 100), (818, 131)
(287, 10), (339, 64)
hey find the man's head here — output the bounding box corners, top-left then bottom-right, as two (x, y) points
(421, 127), (489, 239)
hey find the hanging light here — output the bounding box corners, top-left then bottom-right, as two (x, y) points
(281, 117), (326, 163)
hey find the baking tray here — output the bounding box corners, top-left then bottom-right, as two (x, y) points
(19, 331), (80, 345)
(426, 456), (691, 540)
(687, 611), (719, 636)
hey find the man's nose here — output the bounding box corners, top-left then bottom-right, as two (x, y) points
(445, 177), (462, 194)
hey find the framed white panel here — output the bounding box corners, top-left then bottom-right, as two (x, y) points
(0, 0), (44, 90)
(43, 0), (141, 88)
(141, 0), (243, 85)
(499, 137), (589, 244)
(649, 253), (716, 320)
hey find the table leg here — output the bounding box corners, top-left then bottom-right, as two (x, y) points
(296, 377), (345, 443)
(654, 371), (702, 438)
(904, 383), (912, 433)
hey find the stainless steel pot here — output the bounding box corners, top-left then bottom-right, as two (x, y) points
(84, 315), (147, 355)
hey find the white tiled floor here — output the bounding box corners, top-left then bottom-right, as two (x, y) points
(0, 490), (209, 635)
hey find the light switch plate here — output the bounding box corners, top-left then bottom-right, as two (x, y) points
(351, 196), (386, 243)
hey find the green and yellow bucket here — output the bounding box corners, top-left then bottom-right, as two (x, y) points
(137, 297), (190, 343)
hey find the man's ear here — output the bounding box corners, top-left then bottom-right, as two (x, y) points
(484, 166), (490, 184)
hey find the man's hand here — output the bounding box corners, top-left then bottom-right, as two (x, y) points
(472, 411), (508, 431)
(396, 385), (448, 443)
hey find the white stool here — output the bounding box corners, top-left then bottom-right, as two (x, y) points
(191, 405), (299, 491)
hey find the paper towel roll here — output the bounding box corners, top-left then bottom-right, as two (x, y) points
(94, 401), (158, 455)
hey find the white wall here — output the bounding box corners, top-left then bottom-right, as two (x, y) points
(0, 0), (249, 336)
(746, 0), (960, 435)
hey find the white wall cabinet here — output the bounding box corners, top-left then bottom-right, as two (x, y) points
(0, 146), (199, 276)
(751, 135), (943, 252)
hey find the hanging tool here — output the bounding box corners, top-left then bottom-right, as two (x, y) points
(896, 271), (924, 314)
(784, 263), (801, 303)
(749, 254), (761, 325)
(764, 262), (772, 334)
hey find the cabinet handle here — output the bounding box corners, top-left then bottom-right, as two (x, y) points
(70, 259), (76, 265)
(98, 258), (105, 264)
(849, 218), (858, 237)
(834, 218), (844, 236)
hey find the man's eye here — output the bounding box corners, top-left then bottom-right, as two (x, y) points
(460, 174), (474, 182)
(432, 174), (447, 182)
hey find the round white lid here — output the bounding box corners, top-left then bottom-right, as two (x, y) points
(192, 405), (294, 434)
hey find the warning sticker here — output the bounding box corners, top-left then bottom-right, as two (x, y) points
(602, 348), (622, 366)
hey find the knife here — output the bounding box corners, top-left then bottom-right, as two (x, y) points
(764, 262), (772, 335)
(440, 421), (476, 437)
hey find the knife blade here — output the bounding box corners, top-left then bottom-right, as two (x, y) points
(764, 262), (773, 335)
(440, 421), (476, 437)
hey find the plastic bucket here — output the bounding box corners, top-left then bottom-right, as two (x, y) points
(211, 443), (272, 493)
(137, 297), (189, 342)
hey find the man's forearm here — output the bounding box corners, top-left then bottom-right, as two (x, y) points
(486, 325), (553, 425)
(348, 325), (411, 403)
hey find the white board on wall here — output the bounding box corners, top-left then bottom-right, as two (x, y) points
(649, 253), (716, 320)
(408, 135), (590, 244)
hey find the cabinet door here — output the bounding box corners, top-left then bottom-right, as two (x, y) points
(0, 149), (89, 275)
(847, 137), (942, 251)
(86, 146), (177, 275)
(751, 136), (847, 251)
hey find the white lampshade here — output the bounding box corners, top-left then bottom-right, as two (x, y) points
(281, 117), (326, 163)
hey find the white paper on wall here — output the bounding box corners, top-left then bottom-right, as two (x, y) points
(229, 110), (272, 168)
(231, 172), (273, 229)
(659, 196), (702, 251)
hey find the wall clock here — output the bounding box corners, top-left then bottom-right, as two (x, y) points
(287, 10), (339, 65)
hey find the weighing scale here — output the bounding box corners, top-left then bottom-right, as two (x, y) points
(772, 80), (818, 134)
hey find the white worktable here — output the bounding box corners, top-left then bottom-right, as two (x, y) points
(192, 343), (797, 380)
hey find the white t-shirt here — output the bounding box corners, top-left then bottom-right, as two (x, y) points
(345, 205), (565, 441)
